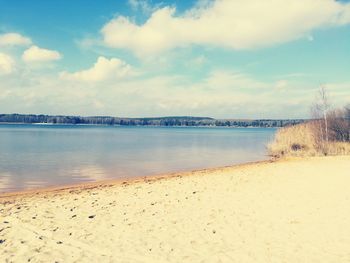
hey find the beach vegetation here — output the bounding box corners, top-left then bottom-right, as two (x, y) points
(268, 87), (350, 158)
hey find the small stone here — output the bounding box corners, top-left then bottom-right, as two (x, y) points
(88, 215), (95, 219)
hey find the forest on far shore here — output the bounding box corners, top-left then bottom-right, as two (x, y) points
(0, 114), (305, 128)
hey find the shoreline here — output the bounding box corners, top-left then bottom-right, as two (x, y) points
(0, 158), (274, 200)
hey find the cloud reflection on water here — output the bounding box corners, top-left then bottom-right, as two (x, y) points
(0, 173), (12, 191)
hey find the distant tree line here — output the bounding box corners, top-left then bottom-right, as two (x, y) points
(0, 114), (305, 127)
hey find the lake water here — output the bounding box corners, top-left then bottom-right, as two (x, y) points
(0, 124), (276, 193)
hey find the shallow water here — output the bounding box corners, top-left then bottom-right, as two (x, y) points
(0, 124), (276, 192)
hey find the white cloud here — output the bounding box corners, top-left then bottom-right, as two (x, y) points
(307, 35), (314, 42)
(1, 62), (349, 118)
(0, 33), (32, 46)
(0, 53), (15, 75)
(60, 56), (133, 82)
(128, 0), (155, 14)
(186, 55), (207, 68)
(22, 45), (61, 63)
(337, 4), (350, 25)
(275, 80), (288, 90)
(101, 0), (350, 56)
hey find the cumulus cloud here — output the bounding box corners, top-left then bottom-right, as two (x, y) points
(128, 0), (156, 14)
(22, 45), (61, 63)
(0, 53), (15, 75)
(101, 0), (350, 56)
(0, 33), (32, 46)
(60, 56), (133, 82)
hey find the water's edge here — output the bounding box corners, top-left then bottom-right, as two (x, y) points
(0, 158), (274, 198)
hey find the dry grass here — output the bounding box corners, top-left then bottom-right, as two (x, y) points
(268, 122), (350, 158)
(326, 141), (350, 155)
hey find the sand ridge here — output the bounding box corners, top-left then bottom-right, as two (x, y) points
(1, 156), (350, 262)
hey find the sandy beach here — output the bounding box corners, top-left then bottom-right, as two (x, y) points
(1, 156), (350, 262)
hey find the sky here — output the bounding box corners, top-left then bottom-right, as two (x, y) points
(0, 0), (349, 119)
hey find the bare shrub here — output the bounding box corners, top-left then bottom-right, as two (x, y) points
(310, 86), (331, 153)
(328, 107), (350, 142)
(309, 120), (331, 155)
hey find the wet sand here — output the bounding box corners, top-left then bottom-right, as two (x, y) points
(1, 156), (350, 262)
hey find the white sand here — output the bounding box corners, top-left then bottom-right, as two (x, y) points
(1, 156), (350, 262)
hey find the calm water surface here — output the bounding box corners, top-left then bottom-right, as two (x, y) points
(0, 124), (276, 193)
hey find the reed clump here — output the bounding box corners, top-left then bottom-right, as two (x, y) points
(268, 117), (350, 158)
(268, 123), (318, 158)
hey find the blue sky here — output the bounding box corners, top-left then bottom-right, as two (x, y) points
(0, 0), (349, 118)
